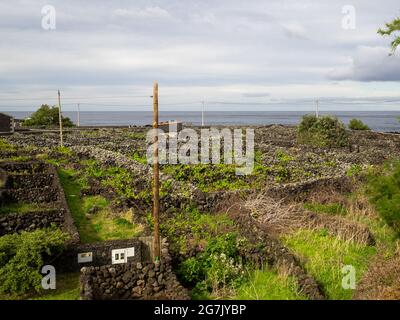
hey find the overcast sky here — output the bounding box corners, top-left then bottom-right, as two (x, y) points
(1, 0), (400, 111)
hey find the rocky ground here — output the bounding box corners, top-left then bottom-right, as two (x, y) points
(1, 125), (400, 300)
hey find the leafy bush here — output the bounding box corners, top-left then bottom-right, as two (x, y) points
(348, 119), (370, 130)
(0, 228), (69, 294)
(297, 115), (349, 148)
(0, 138), (15, 151)
(178, 233), (246, 296)
(366, 160), (400, 235)
(23, 104), (74, 127)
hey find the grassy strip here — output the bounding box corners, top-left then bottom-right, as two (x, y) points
(282, 229), (376, 300)
(234, 267), (308, 300)
(0, 202), (54, 215)
(58, 168), (142, 243)
(31, 273), (80, 300)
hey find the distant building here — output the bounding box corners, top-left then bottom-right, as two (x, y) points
(0, 113), (14, 135)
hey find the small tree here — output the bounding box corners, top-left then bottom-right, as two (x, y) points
(297, 114), (349, 148)
(23, 104), (74, 127)
(378, 17), (400, 54)
(348, 118), (370, 130)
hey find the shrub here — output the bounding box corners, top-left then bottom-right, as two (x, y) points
(23, 104), (74, 127)
(297, 115), (349, 148)
(366, 160), (400, 235)
(0, 228), (69, 294)
(348, 119), (370, 130)
(178, 233), (246, 296)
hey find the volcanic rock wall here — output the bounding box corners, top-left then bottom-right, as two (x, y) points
(80, 238), (189, 300)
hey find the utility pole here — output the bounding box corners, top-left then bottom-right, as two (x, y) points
(152, 81), (160, 261)
(201, 100), (205, 127)
(58, 90), (63, 147)
(315, 99), (319, 118)
(77, 103), (80, 127)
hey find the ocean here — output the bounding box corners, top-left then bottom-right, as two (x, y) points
(5, 110), (400, 132)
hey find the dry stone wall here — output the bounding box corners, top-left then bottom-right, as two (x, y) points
(80, 238), (189, 300)
(0, 161), (80, 243)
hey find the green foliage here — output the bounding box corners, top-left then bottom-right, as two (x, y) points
(274, 149), (295, 183)
(131, 151), (147, 165)
(0, 138), (15, 151)
(0, 228), (69, 294)
(161, 207), (235, 256)
(23, 105), (74, 127)
(297, 115), (349, 148)
(346, 164), (363, 177)
(366, 160), (400, 235)
(378, 17), (400, 54)
(178, 233), (246, 297)
(162, 164), (250, 192)
(348, 119), (370, 130)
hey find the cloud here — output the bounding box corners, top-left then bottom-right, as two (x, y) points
(242, 92), (270, 98)
(280, 23), (308, 40)
(328, 46), (400, 81)
(1, 0), (400, 111)
(113, 6), (171, 19)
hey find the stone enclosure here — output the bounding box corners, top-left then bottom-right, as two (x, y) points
(0, 161), (79, 242)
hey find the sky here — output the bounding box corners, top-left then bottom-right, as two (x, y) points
(0, 0), (400, 111)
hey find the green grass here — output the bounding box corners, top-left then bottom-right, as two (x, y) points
(132, 151), (148, 165)
(127, 132), (145, 140)
(30, 273), (80, 300)
(0, 202), (52, 215)
(0, 156), (32, 163)
(282, 229), (376, 300)
(234, 267), (308, 300)
(58, 168), (142, 242)
(303, 202), (347, 216)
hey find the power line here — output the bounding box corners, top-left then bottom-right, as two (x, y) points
(0, 95), (151, 101)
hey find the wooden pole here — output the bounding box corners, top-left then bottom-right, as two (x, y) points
(58, 90), (63, 147)
(152, 81), (160, 261)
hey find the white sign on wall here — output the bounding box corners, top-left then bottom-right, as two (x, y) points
(77, 252), (93, 263)
(111, 247), (135, 265)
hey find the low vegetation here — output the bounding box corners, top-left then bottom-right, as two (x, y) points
(282, 229), (376, 300)
(0, 228), (69, 295)
(366, 160), (400, 236)
(348, 119), (370, 131)
(58, 168), (143, 242)
(297, 114), (349, 148)
(234, 267), (307, 300)
(178, 233), (247, 299)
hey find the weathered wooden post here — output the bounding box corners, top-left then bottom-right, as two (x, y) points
(58, 90), (64, 147)
(152, 81), (161, 261)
